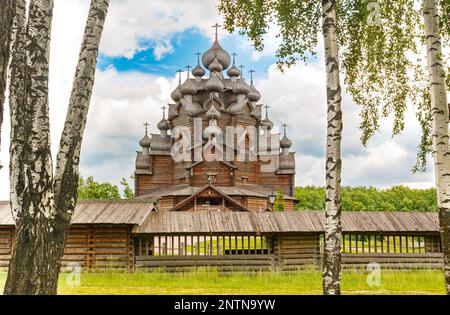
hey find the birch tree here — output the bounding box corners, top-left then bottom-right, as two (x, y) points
(4, 0), (109, 295)
(321, 0), (343, 295)
(337, 0), (449, 292)
(0, 0), (14, 169)
(218, 0), (343, 294)
(422, 0), (449, 293)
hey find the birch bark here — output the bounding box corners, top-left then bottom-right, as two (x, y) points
(321, 0), (343, 295)
(49, 0), (110, 291)
(5, 0), (56, 295)
(0, 0), (14, 169)
(423, 0), (450, 294)
(5, 0), (109, 295)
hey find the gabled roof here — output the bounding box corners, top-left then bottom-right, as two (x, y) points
(135, 184), (296, 200)
(0, 200), (154, 226)
(185, 159), (237, 170)
(170, 185), (251, 212)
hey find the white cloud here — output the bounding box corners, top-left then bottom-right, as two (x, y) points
(257, 61), (435, 188)
(0, 0), (180, 199)
(100, 0), (221, 58)
(237, 24), (283, 62)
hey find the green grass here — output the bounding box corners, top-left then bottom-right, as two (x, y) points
(0, 268), (445, 295)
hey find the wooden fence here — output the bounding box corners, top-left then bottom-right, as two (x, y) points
(135, 255), (274, 272)
(0, 228), (444, 271)
(134, 232), (443, 272)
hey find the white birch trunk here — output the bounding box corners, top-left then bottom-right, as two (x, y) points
(423, 0), (450, 294)
(0, 0), (14, 169)
(5, 0), (56, 295)
(8, 0), (27, 223)
(321, 0), (343, 295)
(48, 0), (109, 290)
(5, 0), (109, 295)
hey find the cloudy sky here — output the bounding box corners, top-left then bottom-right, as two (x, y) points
(0, 0), (435, 199)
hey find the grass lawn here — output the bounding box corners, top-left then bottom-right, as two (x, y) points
(0, 268), (445, 295)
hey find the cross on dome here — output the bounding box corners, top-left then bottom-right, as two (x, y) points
(282, 123), (288, 136)
(231, 52), (237, 65)
(185, 65), (192, 78)
(176, 69), (183, 85)
(249, 69), (255, 84)
(212, 23), (221, 40)
(139, 122), (151, 149)
(264, 105), (270, 118)
(239, 65), (245, 78)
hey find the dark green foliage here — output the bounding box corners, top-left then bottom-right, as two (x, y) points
(274, 189), (285, 211)
(218, 0), (448, 171)
(78, 176), (121, 200)
(120, 177), (134, 199)
(295, 185), (437, 212)
(218, 0), (321, 70)
(441, 0), (450, 39)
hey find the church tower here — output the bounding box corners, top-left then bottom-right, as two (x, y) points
(134, 25), (296, 212)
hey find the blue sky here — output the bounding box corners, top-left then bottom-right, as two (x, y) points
(98, 28), (278, 80)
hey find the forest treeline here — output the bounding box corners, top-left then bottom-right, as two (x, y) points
(78, 176), (437, 212)
(295, 186), (437, 212)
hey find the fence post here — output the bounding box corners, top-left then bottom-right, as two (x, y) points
(271, 235), (282, 271)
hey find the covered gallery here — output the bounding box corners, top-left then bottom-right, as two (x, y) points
(0, 200), (443, 271)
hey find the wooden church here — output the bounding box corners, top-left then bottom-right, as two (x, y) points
(134, 27), (297, 212)
(0, 27), (443, 271)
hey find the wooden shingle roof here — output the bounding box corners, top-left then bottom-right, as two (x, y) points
(132, 211), (440, 234)
(0, 200), (154, 226)
(0, 201), (14, 225)
(0, 200), (439, 233)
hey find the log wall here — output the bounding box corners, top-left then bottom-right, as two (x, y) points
(135, 254), (274, 272)
(273, 233), (321, 271)
(0, 226), (13, 268)
(63, 224), (134, 270)
(191, 161), (233, 187)
(340, 252), (443, 269)
(0, 225), (134, 270)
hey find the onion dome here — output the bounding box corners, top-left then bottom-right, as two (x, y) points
(205, 75), (224, 93)
(261, 105), (273, 130)
(202, 39), (231, 70)
(171, 85), (182, 101)
(247, 84), (261, 102)
(227, 64), (240, 78)
(180, 78), (197, 95)
(139, 133), (151, 147)
(192, 64), (205, 78)
(260, 116), (273, 130)
(157, 118), (170, 131)
(192, 52), (205, 78)
(205, 105), (221, 120)
(139, 123), (151, 148)
(280, 135), (292, 148)
(209, 58), (224, 72)
(232, 79), (250, 95)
